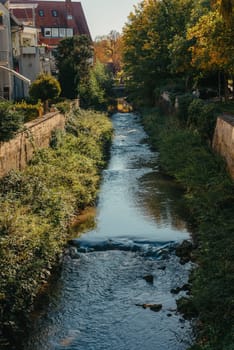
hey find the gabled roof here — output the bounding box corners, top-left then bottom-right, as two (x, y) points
(10, 0), (91, 45)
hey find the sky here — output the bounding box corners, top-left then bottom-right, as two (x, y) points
(80, 0), (140, 39)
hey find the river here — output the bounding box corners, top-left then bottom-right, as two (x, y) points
(23, 112), (193, 350)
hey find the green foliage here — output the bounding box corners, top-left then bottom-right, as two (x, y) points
(14, 101), (43, 122)
(122, 0), (195, 106)
(142, 107), (234, 350)
(188, 99), (218, 142)
(80, 61), (114, 110)
(0, 102), (24, 141)
(175, 93), (195, 124)
(29, 73), (61, 103)
(55, 100), (71, 114)
(0, 109), (113, 340)
(55, 35), (93, 99)
(122, 0), (234, 107)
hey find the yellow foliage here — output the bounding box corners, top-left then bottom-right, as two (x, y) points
(187, 10), (234, 72)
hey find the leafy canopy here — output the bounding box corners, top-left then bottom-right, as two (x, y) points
(55, 35), (93, 99)
(29, 73), (61, 102)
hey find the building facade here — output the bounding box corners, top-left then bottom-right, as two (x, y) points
(0, 0), (91, 100)
(10, 0), (91, 47)
(0, 2), (14, 99)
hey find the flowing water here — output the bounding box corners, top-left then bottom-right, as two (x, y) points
(23, 113), (193, 350)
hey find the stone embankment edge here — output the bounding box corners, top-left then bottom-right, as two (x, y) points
(0, 111), (65, 178)
(212, 114), (234, 179)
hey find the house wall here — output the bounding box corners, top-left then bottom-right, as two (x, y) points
(12, 25), (41, 98)
(0, 3), (13, 99)
(0, 111), (65, 177)
(213, 115), (234, 179)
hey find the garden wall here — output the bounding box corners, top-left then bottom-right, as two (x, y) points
(213, 114), (234, 179)
(0, 111), (65, 177)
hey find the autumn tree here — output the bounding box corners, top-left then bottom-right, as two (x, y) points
(219, 0), (234, 22)
(94, 31), (123, 74)
(122, 0), (194, 106)
(187, 2), (234, 98)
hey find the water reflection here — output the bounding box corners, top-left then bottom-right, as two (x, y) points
(137, 171), (188, 232)
(80, 112), (189, 243)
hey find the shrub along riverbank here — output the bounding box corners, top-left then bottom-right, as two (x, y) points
(0, 109), (113, 346)
(142, 105), (234, 350)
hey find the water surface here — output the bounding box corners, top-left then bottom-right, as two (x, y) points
(23, 113), (193, 350)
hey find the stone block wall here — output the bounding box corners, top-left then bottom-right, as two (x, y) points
(0, 111), (65, 178)
(213, 115), (234, 179)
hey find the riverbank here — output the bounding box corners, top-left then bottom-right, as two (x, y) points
(142, 107), (234, 350)
(0, 108), (113, 348)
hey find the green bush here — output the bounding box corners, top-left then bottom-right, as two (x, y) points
(176, 93), (194, 124)
(55, 100), (71, 114)
(0, 102), (24, 141)
(14, 101), (43, 122)
(188, 99), (218, 143)
(29, 73), (61, 112)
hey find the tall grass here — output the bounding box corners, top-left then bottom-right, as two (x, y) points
(0, 109), (113, 342)
(142, 106), (234, 350)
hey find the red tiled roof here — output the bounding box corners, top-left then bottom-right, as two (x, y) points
(11, 0), (91, 45)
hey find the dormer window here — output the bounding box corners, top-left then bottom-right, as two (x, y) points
(52, 10), (58, 17)
(39, 10), (44, 17)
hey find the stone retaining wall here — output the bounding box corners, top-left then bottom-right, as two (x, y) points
(212, 114), (234, 179)
(0, 111), (65, 178)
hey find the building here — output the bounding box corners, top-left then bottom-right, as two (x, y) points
(0, 0), (36, 99)
(0, 1), (14, 99)
(10, 0), (92, 81)
(10, 0), (91, 47)
(0, 0), (91, 100)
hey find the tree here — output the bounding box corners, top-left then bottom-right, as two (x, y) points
(122, 0), (194, 106)
(29, 73), (61, 112)
(80, 60), (114, 110)
(219, 0), (234, 23)
(94, 31), (123, 74)
(187, 6), (234, 98)
(55, 35), (93, 99)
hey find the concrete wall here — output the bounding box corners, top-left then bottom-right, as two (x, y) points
(213, 115), (234, 179)
(0, 111), (65, 177)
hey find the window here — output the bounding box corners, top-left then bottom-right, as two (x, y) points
(66, 28), (73, 37)
(44, 28), (52, 37)
(38, 9), (44, 17)
(67, 14), (73, 20)
(59, 28), (66, 37)
(52, 28), (59, 37)
(51, 10), (58, 17)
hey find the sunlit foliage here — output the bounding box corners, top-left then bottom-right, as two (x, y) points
(0, 109), (113, 342)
